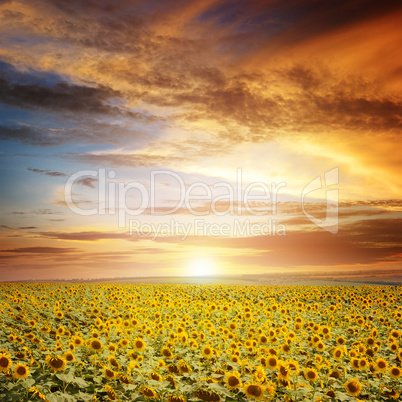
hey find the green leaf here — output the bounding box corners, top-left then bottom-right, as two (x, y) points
(76, 393), (94, 402)
(20, 378), (35, 388)
(73, 377), (89, 388)
(56, 373), (74, 383)
(335, 391), (350, 401)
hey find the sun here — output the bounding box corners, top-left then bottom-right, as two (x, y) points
(188, 257), (216, 277)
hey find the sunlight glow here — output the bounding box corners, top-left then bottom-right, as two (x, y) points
(188, 257), (216, 277)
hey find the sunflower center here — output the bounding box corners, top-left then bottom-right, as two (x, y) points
(228, 376), (239, 386)
(92, 341), (101, 349)
(268, 358), (276, 367)
(248, 385), (262, 397)
(51, 358), (64, 368)
(17, 366), (27, 375)
(0, 357), (9, 368)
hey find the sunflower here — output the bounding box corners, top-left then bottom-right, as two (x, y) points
(40, 326), (50, 334)
(179, 361), (192, 374)
(267, 355), (278, 370)
(117, 373), (133, 384)
(46, 355), (67, 372)
(398, 349), (402, 361)
(13, 363), (29, 379)
(278, 363), (290, 381)
(118, 338), (129, 349)
(351, 358), (360, 370)
(108, 355), (120, 370)
(383, 389), (400, 400)
(107, 343), (117, 353)
(133, 338), (146, 352)
(167, 396), (186, 402)
(14, 351), (27, 360)
(193, 389), (221, 402)
(375, 357), (388, 373)
(316, 341), (325, 351)
(329, 369), (341, 380)
(127, 360), (139, 373)
(89, 338), (103, 351)
(72, 336), (84, 347)
(231, 355), (240, 364)
(389, 366), (402, 379)
(358, 357), (369, 370)
(161, 347), (173, 358)
(304, 367), (318, 382)
(225, 371), (242, 390)
(344, 378), (362, 397)
(333, 347), (344, 361)
(0, 354), (12, 372)
(29, 387), (49, 402)
(254, 366), (267, 383)
(104, 384), (118, 401)
(150, 371), (163, 381)
(336, 336), (346, 345)
(201, 346), (214, 359)
(167, 364), (180, 374)
(287, 359), (300, 375)
(243, 383), (266, 400)
(104, 367), (116, 380)
(165, 374), (177, 388)
(141, 386), (158, 399)
(64, 351), (76, 362)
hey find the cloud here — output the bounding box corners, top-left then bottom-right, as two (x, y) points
(0, 0), (401, 279)
(0, 77), (124, 115)
(18, 226), (38, 229)
(36, 231), (133, 242)
(27, 167), (67, 177)
(76, 177), (98, 189)
(10, 209), (63, 215)
(64, 151), (187, 169)
(149, 217), (402, 267)
(1, 247), (77, 254)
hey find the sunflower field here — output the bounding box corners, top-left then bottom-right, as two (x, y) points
(0, 283), (401, 401)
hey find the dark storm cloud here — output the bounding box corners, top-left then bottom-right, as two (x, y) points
(0, 77), (122, 115)
(0, 122), (148, 147)
(1, 0), (400, 150)
(0, 125), (63, 147)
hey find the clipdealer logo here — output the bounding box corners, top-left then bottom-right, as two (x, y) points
(64, 168), (338, 236)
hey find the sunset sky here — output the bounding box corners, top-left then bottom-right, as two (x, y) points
(0, 0), (401, 281)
